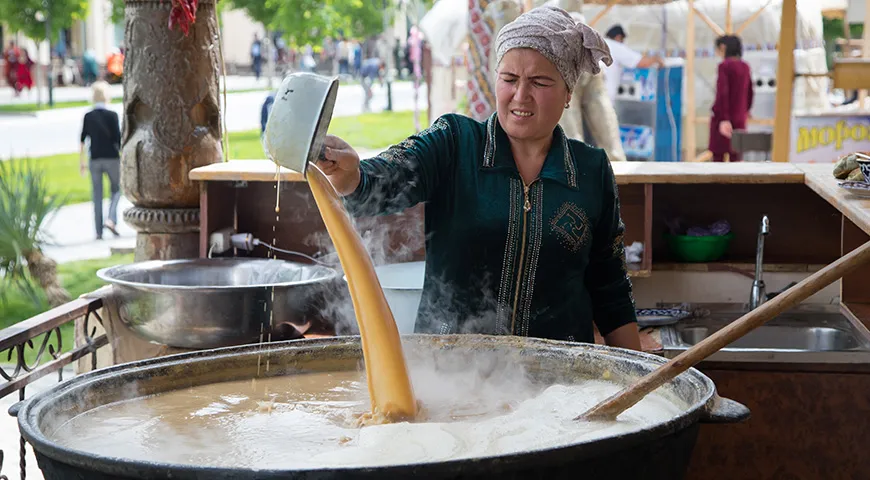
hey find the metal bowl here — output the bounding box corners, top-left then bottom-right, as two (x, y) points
(16, 335), (749, 480)
(96, 258), (340, 349)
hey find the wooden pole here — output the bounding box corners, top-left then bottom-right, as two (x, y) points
(589, 0), (620, 28)
(685, 0), (697, 161)
(735, 0), (774, 36)
(771, 0), (797, 163)
(859, 0), (870, 108)
(725, 0), (732, 34)
(691, 5), (724, 36)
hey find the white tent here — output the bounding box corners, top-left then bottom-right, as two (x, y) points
(419, 0), (834, 152)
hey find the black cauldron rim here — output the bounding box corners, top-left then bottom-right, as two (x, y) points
(15, 335), (750, 479)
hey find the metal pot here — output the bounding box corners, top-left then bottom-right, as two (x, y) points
(16, 335), (748, 479)
(344, 262), (425, 334)
(96, 258), (340, 349)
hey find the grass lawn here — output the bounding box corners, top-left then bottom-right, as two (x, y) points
(1, 254), (134, 364)
(9, 110), (424, 205)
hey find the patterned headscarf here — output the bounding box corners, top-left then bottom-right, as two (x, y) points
(495, 5), (613, 92)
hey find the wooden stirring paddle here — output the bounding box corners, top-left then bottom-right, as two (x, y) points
(578, 239), (870, 422)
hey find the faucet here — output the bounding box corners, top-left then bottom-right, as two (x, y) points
(749, 215), (770, 310)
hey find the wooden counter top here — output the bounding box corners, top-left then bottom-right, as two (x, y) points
(799, 163), (870, 235)
(189, 160), (305, 182)
(190, 160), (808, 185)
(611, 162), (805, 184)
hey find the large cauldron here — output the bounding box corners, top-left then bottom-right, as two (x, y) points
(16, 335), (748, 479)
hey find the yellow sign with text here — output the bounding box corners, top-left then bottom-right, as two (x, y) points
(791, 117), (870, 162)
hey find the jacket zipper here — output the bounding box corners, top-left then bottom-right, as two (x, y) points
(510, 179), (536, 335)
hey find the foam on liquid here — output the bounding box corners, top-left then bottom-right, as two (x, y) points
(49, 370), (685, 469)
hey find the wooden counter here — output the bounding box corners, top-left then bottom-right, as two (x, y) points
(188, 160), (866, 279)
(189, 159), (305, 183)
(799, 163), (870, 235)
(611, 162), (805, 185)
(190, 159), (808, 185)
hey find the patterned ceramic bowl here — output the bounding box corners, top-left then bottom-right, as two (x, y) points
(855, 152), (870, 183)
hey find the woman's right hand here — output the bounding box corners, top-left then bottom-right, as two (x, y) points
(316, 134), (361, 196)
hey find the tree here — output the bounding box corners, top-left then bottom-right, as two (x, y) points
(230, 0), (387, 46)
(0, 0), (88, 43)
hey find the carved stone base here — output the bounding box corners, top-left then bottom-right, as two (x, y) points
(134, 233), (200, 261)
(124, 206), (200, 261)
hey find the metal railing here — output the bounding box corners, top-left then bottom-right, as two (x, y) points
(0, 296), (108, 480)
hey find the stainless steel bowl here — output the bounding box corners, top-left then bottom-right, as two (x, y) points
(97, 258), (340, 349)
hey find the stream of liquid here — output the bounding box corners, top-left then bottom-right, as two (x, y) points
(305, 164), (417, 422)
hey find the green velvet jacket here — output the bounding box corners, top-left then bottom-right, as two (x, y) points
(344, 113), (637, 343)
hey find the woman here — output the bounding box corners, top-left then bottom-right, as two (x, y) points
(710, 35), (753, 163)
(319, 6), (640, 350)
(5, 41), (19, 96)
(15, 50), (34, 94)
(79, 81), (122, 240)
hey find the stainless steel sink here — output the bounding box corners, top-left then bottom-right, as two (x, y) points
(659, 304), (870, 362)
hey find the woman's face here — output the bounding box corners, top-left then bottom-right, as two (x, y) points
(496, 48), (570, 143)
(715, 44), (726, 58)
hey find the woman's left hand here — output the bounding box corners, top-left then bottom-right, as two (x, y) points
(718, 120), (733, 139)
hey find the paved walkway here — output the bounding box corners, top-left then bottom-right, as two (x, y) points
(42, 197), (138, 264)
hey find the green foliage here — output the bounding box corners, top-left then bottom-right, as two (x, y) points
(110, 0), (230, 28)
(230, 0), (388, 46)
(111, 0), (123, 25)
(0, 159), (67, 305)
(0, 0), (88, 42)
(821, 18), (865, 70)
(226, 0), (279, 27)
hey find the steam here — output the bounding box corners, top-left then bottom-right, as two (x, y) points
(403, 343), (542, 422)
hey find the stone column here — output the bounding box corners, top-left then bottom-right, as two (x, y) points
(121, 0), (223, 261)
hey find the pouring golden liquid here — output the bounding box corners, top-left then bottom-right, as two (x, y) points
(305, 164), (418, 422)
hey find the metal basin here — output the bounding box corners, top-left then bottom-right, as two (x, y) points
(16, 335), (749, 480)
(661, 306), (870, 354)
(97, 258), (340, 349)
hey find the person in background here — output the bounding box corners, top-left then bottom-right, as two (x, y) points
(710, 35), (753, 163)
(359, 57), (383, 112)
(15, 49), (34, 94)
(82, 49), (99, 85)
(80, 81), (122, 240)
(261, 91), (275, 136)
(337, 37), (350, 75)
(601, 24), (662, 102)
(300, 45), (316, 73)
(352, 40), (363, 77)
(251, 34), (263, 80)
(4, 41), (20, 96)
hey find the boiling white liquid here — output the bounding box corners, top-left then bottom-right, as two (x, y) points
(50, 370), (685, 469)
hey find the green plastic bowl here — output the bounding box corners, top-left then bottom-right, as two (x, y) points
(665, 232), (735, 263)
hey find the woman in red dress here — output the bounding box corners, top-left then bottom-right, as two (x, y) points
(15, 50), (34, 93)
(709, 35), (754, 162)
